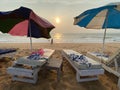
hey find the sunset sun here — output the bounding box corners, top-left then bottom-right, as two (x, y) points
(55, 17), (61, 24)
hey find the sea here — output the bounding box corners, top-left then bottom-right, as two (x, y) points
(0, 32), (120, 43)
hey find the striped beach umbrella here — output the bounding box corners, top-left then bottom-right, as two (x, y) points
(0, 7), (55, 51)
(74, 2), (120, 54)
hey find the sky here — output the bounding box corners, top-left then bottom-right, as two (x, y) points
(0, 0), (120, 34)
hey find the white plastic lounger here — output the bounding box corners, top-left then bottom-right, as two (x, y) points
(87, 49), (120, 89)
(7, 49), (55, 84)
(62, 49), (104, 82)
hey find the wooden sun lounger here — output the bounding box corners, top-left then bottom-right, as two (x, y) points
(62, 49), (104, 82)
(46, 59), (63, 82)
(7, 49), (55, 84)
(86, 49), (120, 89)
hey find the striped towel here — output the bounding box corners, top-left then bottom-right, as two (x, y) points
(69, 54), (92, 68)
(27, 53), (40, 60)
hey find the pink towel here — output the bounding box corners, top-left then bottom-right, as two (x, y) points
(38, 49), (44, 56)
(32, 48), (44, 56)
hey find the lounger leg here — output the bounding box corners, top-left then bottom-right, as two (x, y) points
(12, 73), (38, 84)
(117, 77), (120, 89)
(57, 68), (61, 82)
(76, 72), (80, 82)
(114, 58), (118, 71)
(76, 72), (98, 82)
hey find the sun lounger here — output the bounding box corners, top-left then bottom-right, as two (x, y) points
(7, 49), (55, 84)
(86, 49), (120, 89)
(87, 50), (120, 65)
(87, 49), (120, 70)
(0, 48), (17, 60)
(62, 49), (104, 82)
(15, 49), (55, 67)
(45, 59), (63, 82)
(0, 48), (16, 55)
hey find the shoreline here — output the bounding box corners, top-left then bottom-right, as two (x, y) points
(0, 42), (119, 49)
(0, 41), (120, 44)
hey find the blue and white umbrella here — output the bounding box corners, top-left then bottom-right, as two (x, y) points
(74, 3), (120, 54)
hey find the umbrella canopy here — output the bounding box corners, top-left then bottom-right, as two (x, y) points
(74, 3), (120, 54)
(0, 6), (55, 50)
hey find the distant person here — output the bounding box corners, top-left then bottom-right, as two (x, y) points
(51, 38), (53, 44)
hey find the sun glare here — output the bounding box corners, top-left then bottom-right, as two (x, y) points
(54, 33), (62, 39)
(55, 17), (61, 24)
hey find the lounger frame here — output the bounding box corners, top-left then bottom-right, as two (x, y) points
(7, 49), (55, 84)
(87, 51), (120, 89)
(62, 50), (104, 82)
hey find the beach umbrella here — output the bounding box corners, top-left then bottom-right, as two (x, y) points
(74, 2), (120, 54)
(0, 7), (55, 51)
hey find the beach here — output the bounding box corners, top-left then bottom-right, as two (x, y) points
(0, 43), (120, 90)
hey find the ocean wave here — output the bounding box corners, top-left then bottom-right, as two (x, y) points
(0, 33), (120, 43)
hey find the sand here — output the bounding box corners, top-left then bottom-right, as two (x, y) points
(0, 43), (120, 90)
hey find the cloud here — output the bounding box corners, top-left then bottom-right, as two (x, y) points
(2, 0), (120, 6)
(1, 0), (39, 4)
(34, 0), (120, 8)
(39, 0), (87, 5)
(20, 0), (39, 4)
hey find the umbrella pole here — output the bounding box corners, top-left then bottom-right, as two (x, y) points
(101, 28), (107, 63)
(30, 36), (32, 52)
(101, 11), (108, 62)
(29, 19), (32, 52)
(102, 28), (107, 55)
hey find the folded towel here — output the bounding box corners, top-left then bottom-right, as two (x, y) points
(93, 52), (109, 58)
(27, 53), (40, 60)
(69, 54), (86, 62)
(32, 48), (44, 56)
(69, 54), (92, 68)
(27, 53), (48, 61)
(27, 49), (46, 60)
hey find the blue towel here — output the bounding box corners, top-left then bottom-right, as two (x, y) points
(27, 53), (48, 60)
(69, 54), (86, 62)
(27, 53), (40, 60)
(69, 54), (92, 68)
(96, 54), (109, 58)
(93, 52), (109, 58)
